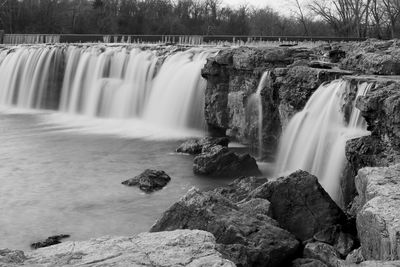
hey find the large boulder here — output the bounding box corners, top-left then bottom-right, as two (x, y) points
(193, 145), (261, 177)
(176, 136), (230, 155)
(150, 188), (300, 267)
(122, 169), (171, 193)
(355, 165), (400, 260)
(249, 170), (347, 241)
(8, 230), (235, 267)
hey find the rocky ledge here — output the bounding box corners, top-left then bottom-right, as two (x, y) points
(1, 230), (234, 267)
(355, 164), (400, 261)
(201, 45), (353, 158)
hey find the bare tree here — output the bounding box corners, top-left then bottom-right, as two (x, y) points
(287, 0), (309, 35)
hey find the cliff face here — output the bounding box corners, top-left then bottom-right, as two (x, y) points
(345, 77), (400, 202)
(202, 46), (351, 158)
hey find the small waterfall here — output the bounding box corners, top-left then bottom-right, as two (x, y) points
(275, 80), (371, 202)
(0, 45), (214, 131)
(247, 71), (270, 159)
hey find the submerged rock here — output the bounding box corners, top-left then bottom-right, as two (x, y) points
(122, 169), (171, 193)
(150, 188), (300, 267)
(355, 165), (400, 260)
(21, 230), (235, 267)
(30, 234), (70, 249)
(176, 136), (230, 155)
(249, 170), (347, 241)
(193, 145), (261, 177)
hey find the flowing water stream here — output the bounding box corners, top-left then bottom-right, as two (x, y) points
(0, 45), (226, 250)
(275, 80), (372, 203)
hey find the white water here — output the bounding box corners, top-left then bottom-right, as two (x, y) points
(247, 71), (270, 159)
(0, 45), (215, 132)
(275, 80), (371, 203)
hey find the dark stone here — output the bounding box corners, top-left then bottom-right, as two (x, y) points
(328, 49), (346, 63)
(308, 61), (336, 69)
(176, 137), (229, 155)
(122, 169), (171, 193)
(150, 188), (300, 267)
(193, 145), (261, 177)
(303, 242), (343, 267)
(291, 258), (328, 267)
(249, 170), (347, 241)
(313, 225), (357, 257)
(30, 234), (70, 249)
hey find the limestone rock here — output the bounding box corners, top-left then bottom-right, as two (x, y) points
(355, 165), (400, 260)
(356, 80), (400, 148)
(176, 137), (229, 155)
(150, 188), (300, 267)
(122, 169), (171, 193)
(340, 40), (400, 75)
(20, 230), (235, 267)
(249, 170), (347, 241)
(0, 249), (26, 265)
(193, 145), (261, 177)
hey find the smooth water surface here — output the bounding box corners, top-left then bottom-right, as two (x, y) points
(0, 110), (237, 250)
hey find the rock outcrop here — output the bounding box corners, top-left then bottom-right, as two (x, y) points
(193, 145), (261, 177)
(122, 169), (171, 193)
(201, 46), (353, 158)
(3, 230), (235, 267)
(249, 170), (347, 241)
(339, 39), (400, 75)
(355, 165), (400, 261)
(150, 188), (300, 267)
(176, 136), (230, 155)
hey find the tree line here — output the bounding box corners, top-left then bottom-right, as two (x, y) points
(0, 0), (398, 38)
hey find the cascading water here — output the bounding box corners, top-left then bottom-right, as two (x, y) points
(247, 71), (270, 159)
(275, 79), (372, 203)
(0, 45), (214, 132)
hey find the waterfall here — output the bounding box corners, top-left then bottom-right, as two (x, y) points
(275, 80), (371, 202)
(247, 71), (270, 159)
(0, 45), (214, 131)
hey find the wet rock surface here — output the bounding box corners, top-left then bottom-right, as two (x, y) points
(176, 136), (229, 155)
(249, 170), (347, 241)
(193, 145), (261, 177)
(6, 230), (235, 267)
(30, 234), (70, 249)
(122, 169), (171, 193)
(150, 188), (300, 267)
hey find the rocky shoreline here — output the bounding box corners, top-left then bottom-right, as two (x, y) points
(3, 39), (400, 266)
